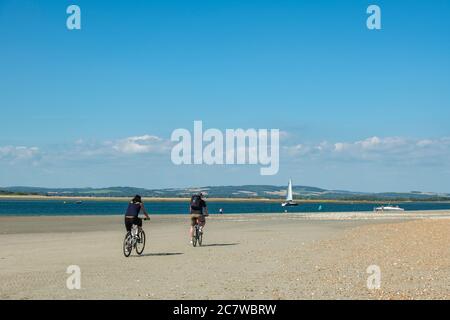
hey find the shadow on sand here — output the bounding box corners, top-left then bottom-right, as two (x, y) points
(200, 243), (239, 247)
(133, 252), (184, 257)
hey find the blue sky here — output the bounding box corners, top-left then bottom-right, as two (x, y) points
(1, 0), (449, 192)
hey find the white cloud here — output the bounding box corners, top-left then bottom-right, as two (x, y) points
(112, 135), (170, 154)
(4, 134), (449, 170)
(113, 135), (159, 154)
(0, 146), (40, 163)
(284, 136), (450, 165)
(334, 142), (345, 152)
(67, 134), (171, 159)
(331, 136), (406, 154)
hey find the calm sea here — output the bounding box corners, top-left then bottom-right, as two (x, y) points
(1, 199), (450, 216)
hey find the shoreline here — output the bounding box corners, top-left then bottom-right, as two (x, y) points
(1, 210), (449, 226)
(1, 194), (450, 204)
(2, 206), (450, 218)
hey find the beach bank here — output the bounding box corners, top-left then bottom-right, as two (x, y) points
(1, 211), (449, 299)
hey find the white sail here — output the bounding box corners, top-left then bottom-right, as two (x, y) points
(286, 179), (293, 201)
(282, 178), (298, 207)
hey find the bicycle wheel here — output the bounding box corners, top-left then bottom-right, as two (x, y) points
(136, 229), (146, 255)
(123, 232), (133, 257)
(198, 230), (203, 246)
(192, 227), (198, 247)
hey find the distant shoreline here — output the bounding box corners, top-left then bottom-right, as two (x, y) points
(1, 194), (450, 204)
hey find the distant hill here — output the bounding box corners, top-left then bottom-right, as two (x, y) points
(1, 185), (450, 201)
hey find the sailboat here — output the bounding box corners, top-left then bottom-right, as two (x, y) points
(281, 179), (298, 207)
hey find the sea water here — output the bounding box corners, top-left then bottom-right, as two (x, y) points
(1, 199), (450, 216)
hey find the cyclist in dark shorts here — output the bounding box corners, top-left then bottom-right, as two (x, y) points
(124, 195), (150, 232)
(189, 192), (208, 243)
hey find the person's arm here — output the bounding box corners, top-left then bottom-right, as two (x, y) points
(204, 203), (209, 216)
(141, 203), (150, 220)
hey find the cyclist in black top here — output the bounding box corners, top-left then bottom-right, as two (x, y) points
(189, 192), (208, 243)
(124, 195), (150, 232)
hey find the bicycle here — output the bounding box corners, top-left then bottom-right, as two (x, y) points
(123, 219), (148, 257)
(192, 221), (203, 247)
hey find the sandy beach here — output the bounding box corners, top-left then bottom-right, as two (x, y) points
(1, 211), (449, 300)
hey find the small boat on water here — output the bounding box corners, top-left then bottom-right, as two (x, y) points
(281, 179), (298, 207)
(374, 205), (404, 212)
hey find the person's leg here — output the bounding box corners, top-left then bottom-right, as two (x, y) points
(136, 217), (143, 232)
(125, 217), (132, 232)
(199, 216), (205, 232)
(189, 216), (196, 238)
